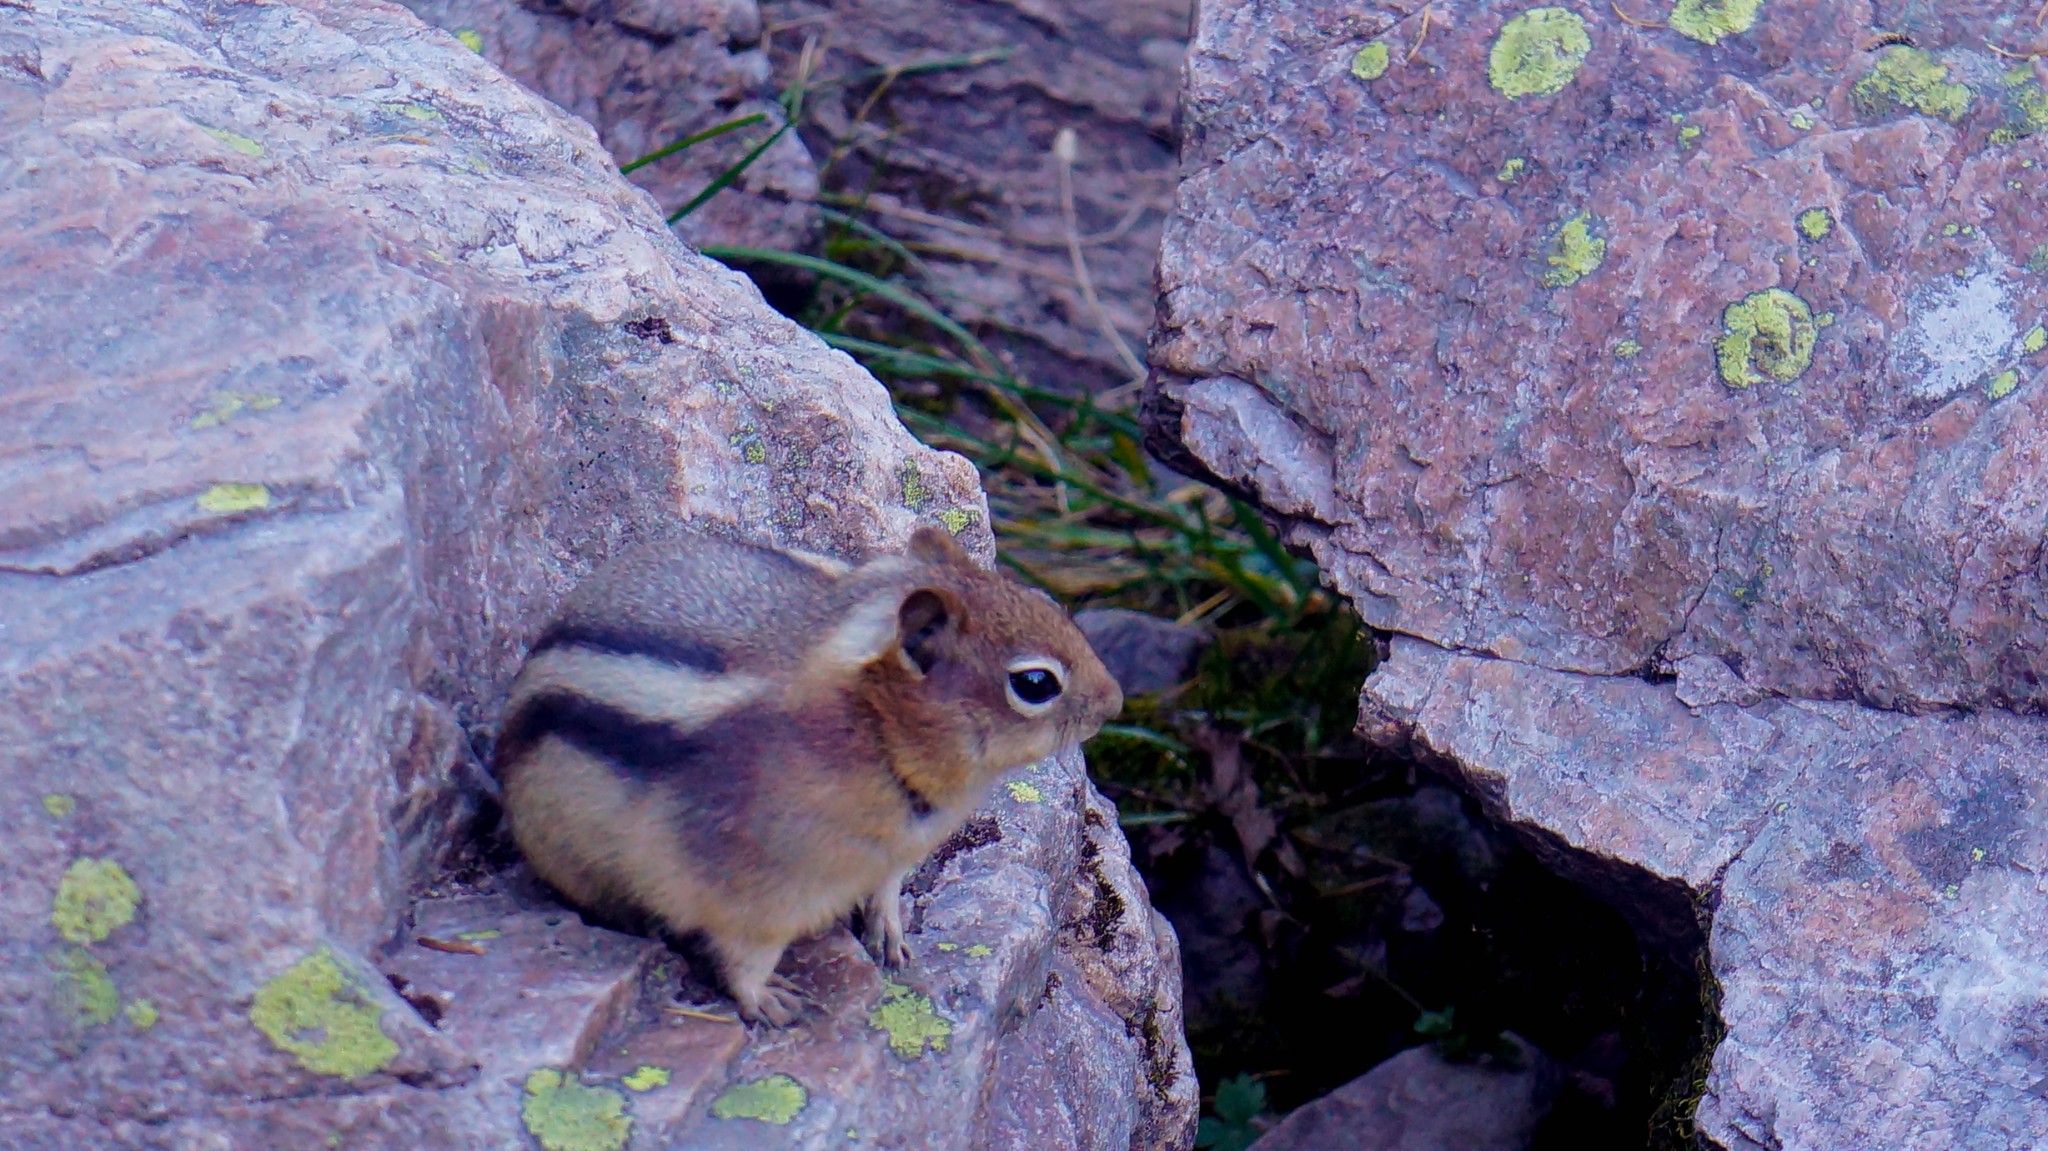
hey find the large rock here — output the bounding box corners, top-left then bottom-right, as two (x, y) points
(762, 0), (1190, 392)
(1246, 1036), (1558, 1151)
(1148, 0), (2048, 1146)
(0, 0), (1191, 1146)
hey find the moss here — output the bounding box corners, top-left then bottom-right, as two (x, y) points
(1488, 8), (1591, 100)
(1853, 47), (1971, 123)
(1497, 157), (1526, 183)
(198, 483), (271, 514)
(1350, 43), (1390, 82)
(51, 947), (119, 1026)
(1667, 0), (1762, 45)
(2025, 325), (2047, 354)
(1614, 339), (1642, 359)
(41, 794), (75, 818)
(1006, 780), (1043, 803)
(202, 127), (264, 157)
(1988, 369), (2021, 399)
(869, 980), (952, 1059)
(1715, 288), (1816, 388)
(51, 858), (140, 945)
(249, 948), (398, 1078)
(124, 998), (160, 1030)
(621, 1065), (669, 1092)
(1797, 208), (1833, 241)
(1540, 211), (1606, 288)
(710, 1074), (808, 1123)
(522, 1069), (632, 1151)
(456, 28), (484, 52)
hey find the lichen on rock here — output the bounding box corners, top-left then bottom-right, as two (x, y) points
(1488, 8), (1591, 100)
(1540, 212), (1605, 288)
(1350, 43), (1389, 82)
(1854, 46), (1971, 122)
(709, 1074), (808, 1124)
(1668, 0), (1763, 46)
(1715, 288), (1816, 388)
(248, 949), (398, 1078)
(522, 1069), (632, 1151)
(51, 858), (140, 945)
(869, 980), (953, 1059)
(51, 947), (120, 1027)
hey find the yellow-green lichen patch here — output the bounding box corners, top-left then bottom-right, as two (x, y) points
(52, 858), (140, 945)
(1853, 47), (1971, 123)
(1614, 339), (1642, 359)
(192, 392), (281, 430)
(870, 981), (952, 1059)
(250, 948), (398, 1078)
(2025, 325), (2047, 354)
(1715, 288), (1816, 389)
(51, 947), (119, 1026)
(1350, 43), (1390, 82)
(1668, 0), (1762, 46)
(457, 929), (502, 941)
(1789, 108), (1815, 130)
(203, 127), (265, 157)
(936, 507), (979, 535)
(1677, 123), (1702, 147)
(1497, 157), (1526, 183)
(522, 1069), (632, 1151)
(621, 1065), (670, 1092)
(1797, 208), (1833, 241)
(456, 28), (484, 52)
(1988, 369), (2021, 400)
(42, 793), (75, 818)
(1488, 8), (1591, 100)
(1996, 68), (2048, 144)
(1540, 211), (1605, 288)
(709, 1074), (807, 1123)
(384, 102), (444, 123)
(964, 944), (993, 958)
(1006, 780), (1043, 803)
(899, 460), (930, 508)
(198, 483), (271, 514)
(743, 441), (768, 464)
(936, 941), (959, 953)
(124, 998), (160, 1030)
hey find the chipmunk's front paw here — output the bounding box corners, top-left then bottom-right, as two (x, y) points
(734, 975), (806, 1028)
(861, 875), (912, 969)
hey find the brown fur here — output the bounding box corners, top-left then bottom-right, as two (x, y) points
(494, 526), (1122, 1024)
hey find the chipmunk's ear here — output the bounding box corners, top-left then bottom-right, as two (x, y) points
(895, 586), (961, 676)
(812, 581), (963, 677)
(907, 525), (970, 567)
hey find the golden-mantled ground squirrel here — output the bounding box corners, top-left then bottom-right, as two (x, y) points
(493, 526), (1123, 1024)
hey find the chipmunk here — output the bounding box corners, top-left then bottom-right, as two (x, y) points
(492, 525), (1123, 1025)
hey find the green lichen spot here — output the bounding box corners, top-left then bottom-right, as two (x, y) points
(1815, 311), (1836, 327)
(1677, 124), (1702, 146)
(964, 944), (993, 958)
(52, 948), (119, 1026)
(1668, 0), (1763, 46)
(42, 794), (75, 818)
(386, 102), (443, 123)
(743, 441), (767, 464)
(456, 28), (484, 52)
(192, 392), (281, 430)
(2002, 69), (2048, 141)
(51, 858), (139, 945)
(1715, 288), (1816, 389)
(936, 941), (959, 953)
(1797, 208), (1833, 241)
(203, 127), (264, 157)
(1488, 8), (1591, 100)
(936, 507), (978, 534)
(1350, 43), (1390, 82)
(457, 929), (502, 941)
(1006, 780), (1043, 803)
(1789, 108), (1815, 130)
(709, 1074), (807, 1124)
(621, 1065), (670, 1092)
(869, 981), (952, 1059)
(250, 949), (398, 1078)
(522, 1069), (631, 1151)
(1988, 369), (2021, 400)
(2030, 245), (2048, 274)
(1497, 157), (1526, 183)
(125, 998), (160, 1030)
(1853, 47), (1971, 123)
(899, 461), (930, 508)
(2025, 325), (2047, 354)
(1614, 339), (1642, 359)
(1943, 223), (1961, 237)
(198, 483), (271, 514)
(1540, 211), (1605, 288)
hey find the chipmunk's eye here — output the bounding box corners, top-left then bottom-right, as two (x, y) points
(1005, 660), (1065, 714)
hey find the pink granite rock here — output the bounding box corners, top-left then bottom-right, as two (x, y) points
(0, 0), (1189, 1146)
(1149, 0), (2048, 1145)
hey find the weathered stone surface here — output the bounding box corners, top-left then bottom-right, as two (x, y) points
(1150, 0), (2048, 1145)
(1246, 1035), (1558, 1151)
(762, 0), (1189, 391)
(0, 0), (1189, 1145)
(1076, 606), (1210, 696)
(398, 0), (817, 251)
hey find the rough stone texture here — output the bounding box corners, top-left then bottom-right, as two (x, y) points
(398, 0), (817, 251)
(761, 0), (1190, 392)
(0, 0), (1191, 1146)
(1148, 1), (2048, 1146)
(1076, 606), (1210, 696)
(1245, 1036), (1558, 1151)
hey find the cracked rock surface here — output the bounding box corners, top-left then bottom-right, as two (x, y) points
(1147, 0), (2048, 1146)
(0, 0), (1190, 1146)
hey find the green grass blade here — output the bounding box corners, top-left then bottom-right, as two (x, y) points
(619, 112), (767, 175)
(668, 123), (791, 223)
